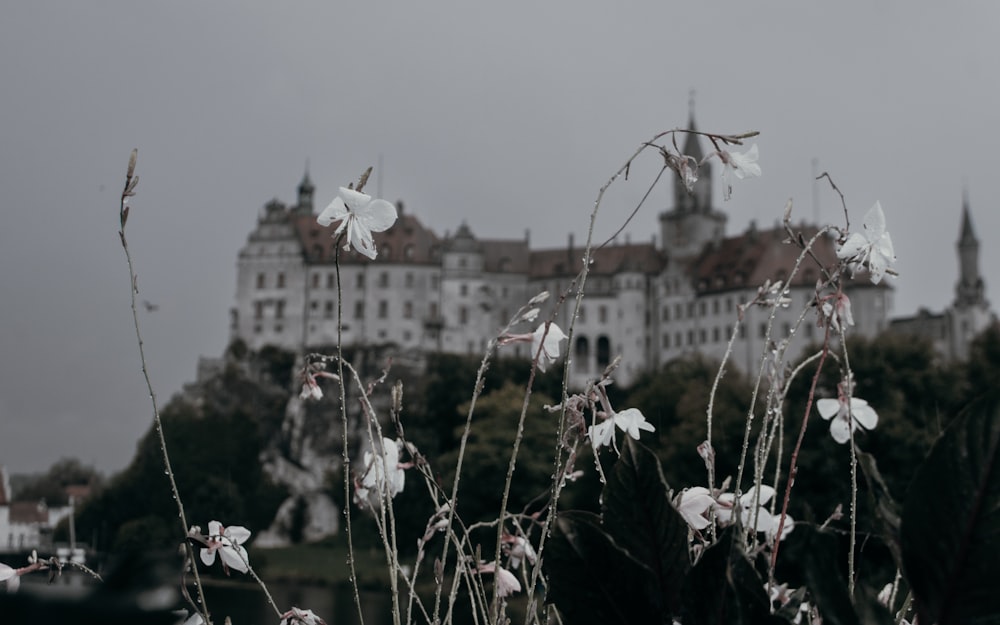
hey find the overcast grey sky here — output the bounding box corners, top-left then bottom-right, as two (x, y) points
(1, 2), (997, 474)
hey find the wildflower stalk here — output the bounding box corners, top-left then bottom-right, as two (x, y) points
(770, 329), (831, 572)
(839, 325), (859, 595)
(116, 150), (210, 624)
(531, 134), (676, 622)
(333, 237), (365, 625)
(434, 341), (497, 624)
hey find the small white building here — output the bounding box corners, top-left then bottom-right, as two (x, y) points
(0, 466), (71, 552)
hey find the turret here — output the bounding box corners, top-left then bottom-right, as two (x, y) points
(955, 191), (985, 309)
(296, 168), (315, 214)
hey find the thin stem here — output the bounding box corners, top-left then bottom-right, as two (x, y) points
(770, 330), (831, 571)
(247, 564), (283, 619)
(334, 240), (365, 625)
(117, 154), (210, 624)
(434, 341), (497, 624)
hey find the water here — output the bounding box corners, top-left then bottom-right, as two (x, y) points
(203, 582), (393, 625)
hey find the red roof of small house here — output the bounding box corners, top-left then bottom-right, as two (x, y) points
(9, 501), (48, 524)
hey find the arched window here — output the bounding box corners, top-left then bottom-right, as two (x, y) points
(597, 335), (611, 369)
(575, 336), (590, 372)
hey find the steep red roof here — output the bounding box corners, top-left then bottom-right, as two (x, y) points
(9, 501), (48, 524)
(690, 225), (838, 294)
(529, 243), (664, 280)
(293, 209), (442, 266)
(481, 239), (532, 273)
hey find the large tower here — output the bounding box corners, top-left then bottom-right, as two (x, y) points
(949, 192), (992, 359)
(659, 106), (727, 259)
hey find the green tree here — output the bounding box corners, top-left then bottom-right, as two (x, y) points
(14, 458), (102, 506)
(75, 346), (292, 555)
(437, 382), (558, 530)
(965, 321), (1000, 400)
(624, 355), (756, 492)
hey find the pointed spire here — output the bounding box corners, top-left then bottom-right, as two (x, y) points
(959, 187), (976, 245)
(297, 161), (315, 213)
(682, 90), (704, 162)
(955, 190), (985, 309)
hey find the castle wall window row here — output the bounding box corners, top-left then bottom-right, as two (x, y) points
(232, 150), (989, 386)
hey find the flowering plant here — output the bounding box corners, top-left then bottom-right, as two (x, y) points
(14, 120), (991, 625)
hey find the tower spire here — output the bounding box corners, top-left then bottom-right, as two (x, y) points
(955, 191), (984, 308)
(675, 93), (710, 210)
(297, 161), (315, 213)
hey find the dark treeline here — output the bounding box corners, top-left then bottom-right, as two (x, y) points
(69, 324), (1000, 567)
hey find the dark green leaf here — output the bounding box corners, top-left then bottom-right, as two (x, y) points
(681, 529), (782, 625)
(855, 447), (902, 568)
(796, 525), (860, 625)
(543, 511), (661, 625)
(602, 437), (691, 615)
(901, 390), (1000, 625)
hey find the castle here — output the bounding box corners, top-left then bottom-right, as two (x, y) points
(229, 121), (990, 386)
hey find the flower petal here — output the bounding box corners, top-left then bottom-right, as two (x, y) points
(743, 485), (775, 507)
(816, 398), (840, 420)
(200, 548), (216, 567)
(220, 545), (249, 574)
(863, 201), (886, 239)
(588, 419), (616, 448)
(356, 198), (398, 233)
(337, 187), (373, 211)
(225, 525), (252, 545)
(849, 400), (878, 430)
(837, 232), (868, 260)
(829, 416), (851, 444)
(317, 197), (349, 227)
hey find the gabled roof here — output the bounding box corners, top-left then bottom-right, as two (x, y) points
(9, 501), (48, 524)
(529, 243), (664, 280)
(690, 224), (837, 294)
(294, 210), (442, 266)
(481, 239), (531, 274)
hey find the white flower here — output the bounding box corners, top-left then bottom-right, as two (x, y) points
(877, 582), (894, 607)
(588, 419), (616, 449)
(716, 485), (775, 532)
(280, 607), (327, 625)
(766, 512), (795, 542)
(300, 374), (323, 400)
(477, 562), (521, 598)
(821, 292), (855, 333)
(719, 144), (762, 200)
(317, 187), (398, 260)
(613, 408), (655, 440)
(173, 611), (204, 625)
(676, 487), (714, 530)
(679, 157), (698, 193)
(837, 201), (896, 284)
(531, 323), (567, 372)
(200, 521), (252, 574)
(506, 535), (537, 569)
(0, 563), (21, 592)
(360, 437), (406, 499)
(817, 395), (878, 444)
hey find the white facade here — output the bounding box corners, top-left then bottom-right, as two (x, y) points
(229, 175), (898, 388)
